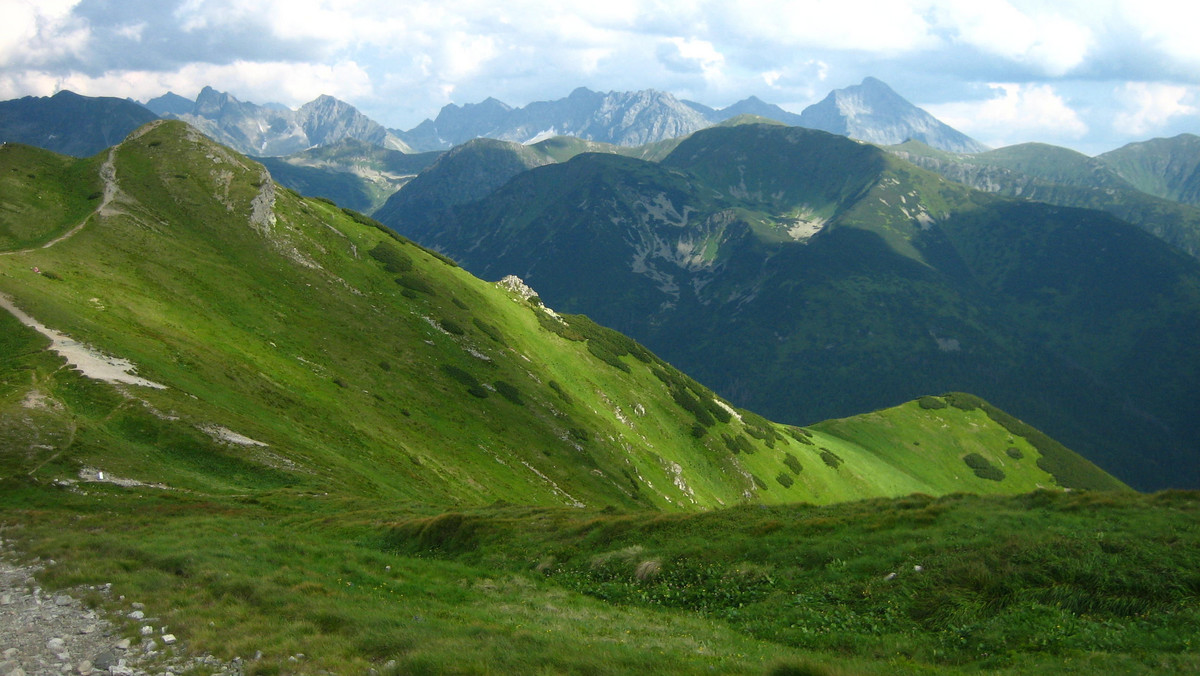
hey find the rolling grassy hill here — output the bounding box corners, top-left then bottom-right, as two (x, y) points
(4, 121), (1188, 675)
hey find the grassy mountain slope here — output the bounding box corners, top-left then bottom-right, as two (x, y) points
(890, 140), (1200, 259)
(1098, 133), (1200, 205)
(384, 123), (1200, 491)
(0, 90), (160, 158)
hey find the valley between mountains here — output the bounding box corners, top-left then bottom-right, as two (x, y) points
(0, 116), (1197, 674)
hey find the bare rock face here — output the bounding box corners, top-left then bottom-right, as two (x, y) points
(497, 275), (539, 301)
(797, 77), (989, 153)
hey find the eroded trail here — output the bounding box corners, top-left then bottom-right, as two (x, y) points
(0, 146), (122, 258)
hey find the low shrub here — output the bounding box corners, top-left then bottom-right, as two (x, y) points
(819, 448), (843, 469)
(473, 318), (505, 345)
(783, 453), (804, 475)
(369, 241), (413, 273)
(587, 341), (631, 373)
(918, 395), (948, 410)
(396, 273), (435, 296)
(493, 381), (524, 405)
(1006, 447), (1024, 460)
(548, 380), (572, 404)
(439, 319), (465, 336)
(963, 453), (1005, 481)
(776, 472), (794, 488)
(943, 392), (985, 411)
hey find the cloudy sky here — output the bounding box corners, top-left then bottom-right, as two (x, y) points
(2, 0), (1198, 154)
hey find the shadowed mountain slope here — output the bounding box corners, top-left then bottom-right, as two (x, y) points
(382, 123), (1200, 491)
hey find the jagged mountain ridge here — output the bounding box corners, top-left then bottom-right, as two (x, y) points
(798, 77), (989, 153)
(162, 87), (413, 156)
(380, 123), (1200, 491)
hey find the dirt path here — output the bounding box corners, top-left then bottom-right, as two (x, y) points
(0, 535), (244, 675)
(0, 145), (121, 259)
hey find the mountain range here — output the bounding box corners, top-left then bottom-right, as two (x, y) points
(1, 77), (989, 162)
(394, 78), (987, 153)
(379, 122), (1200, 492)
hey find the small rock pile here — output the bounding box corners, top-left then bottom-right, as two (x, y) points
(0, 537), (243, 676)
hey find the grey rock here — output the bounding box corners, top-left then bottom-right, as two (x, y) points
(127, 611), (144, 620)
(90, 650), (118, 670)
(47, 638), (67, 652)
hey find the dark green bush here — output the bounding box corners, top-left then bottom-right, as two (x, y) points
(587, 341), (631, 373)
(752, 474), (767, 490)
(548, 380), (572, 404)
(451, 296), (468, 310)
(396, 273), (435, 296)
(537, 313), (585, 341)
(918, 395), (948, 410)
(493, 381), (524, 405)
(439, 319), (465, 336)
(704, 397), (732, 424)
(819, 448), (843, 469)
(783, 453), (804, 475)
(776, 472), (794, 488)
(341, 207), (386, 231)
(963, 453), (1005, 481)
(671, 386), (715, 428)
(472, 318), (505, 345)
(440, 364), (488, 398)
(690, 423), (707, 439)
(943, 392), (985, 411)
(722, 433), (755, 455)
(369, 241), (414, 273)
(785, 426), (814, 444)
(1006, 447), (1024, 460)
(745, 425), (776, 449)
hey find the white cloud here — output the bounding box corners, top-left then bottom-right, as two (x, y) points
(1113, 83), (1199, 136)
(931, 0), (1093, 76)
(0, 59), (373, 108)
(715, 0), (937, 53)
(0, 0), (90, 67)
(1118, 0), (1200, 66)
(926, 83), (1088, 147)
(659, 37), (725, 80)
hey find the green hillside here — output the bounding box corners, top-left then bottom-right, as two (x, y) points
(1098, 133), (1200, 205)
(890, 139), (1200, 260)
(0, 121), (1192, 675)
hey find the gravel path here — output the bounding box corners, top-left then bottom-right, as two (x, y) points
(0, 537), (241, 676)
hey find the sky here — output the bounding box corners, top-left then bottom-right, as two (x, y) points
(2, 0), (1198, 155)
